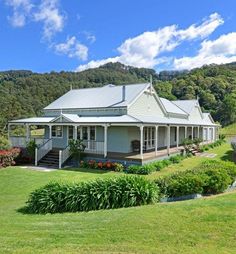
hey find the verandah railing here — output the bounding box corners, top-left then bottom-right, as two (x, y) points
(35, 139), (52, 166)
(59, 145), (71, 169)
(10, 136), (47, 148)
(83, 140), (104, 155)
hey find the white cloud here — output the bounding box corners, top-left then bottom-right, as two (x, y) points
(6, 0), (33, 27)
(178, 13), (224, 40)
(77, 13), (223, 71)
(54, 36), (88, 61)
(34, 0), (65, 40)
(174, 32), (236, 70)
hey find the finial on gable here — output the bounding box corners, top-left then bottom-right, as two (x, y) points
(150, 75), (153, 93)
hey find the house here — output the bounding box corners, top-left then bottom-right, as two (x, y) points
(8, 83), (219, 168)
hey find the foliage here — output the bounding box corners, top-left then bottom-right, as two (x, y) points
(26, 140), (37, 160)
(182, 138), (194, 154)
(69, 139), (86, 162)
(80, 160), (124, 172)
(155, 160), (235, 197)
(199, 139), (225, 152)
(24, 176), (159, 214)
(0, 136), (10, 150)
(231, 141), (236, 153)
(125, 154), (186, 175)
(0, 148), (21, 168)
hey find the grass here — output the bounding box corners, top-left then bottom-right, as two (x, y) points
(0, 143), (236, 253)
(148, 142), (233, 179)
(220, 123), (236, 136)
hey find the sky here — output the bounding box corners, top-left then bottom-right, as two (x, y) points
(0, 0), (236, 73)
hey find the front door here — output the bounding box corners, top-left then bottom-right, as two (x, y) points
(144, 127), (155, 150)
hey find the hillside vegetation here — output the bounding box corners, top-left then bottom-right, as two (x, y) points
(0, 62), (236, 133)
(220, 123), (236, 136)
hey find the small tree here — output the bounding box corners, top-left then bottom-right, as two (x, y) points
(69, 139), (86, 166)
(182, 138), (194, 155)
(193, 138), (202, 151)
(26, 140), (37, 162)
(0, 136), (10, 150)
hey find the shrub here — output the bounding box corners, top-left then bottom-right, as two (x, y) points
(113, 163), (124, 172)
(200, 168), (231, 195)
(231, 141), (236, 153)
(24, 176), (159, 214)
(0, 136), (10, 150)
(26, 140), (37, 161)
(155, 160), (234, 197)
(0, 148), (21, 168)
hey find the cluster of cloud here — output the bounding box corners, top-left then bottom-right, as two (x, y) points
(77, 13), (225, 71)
(5, 0), (90, 61)
(6, 0), (65, 40)
(54, 36), (88, 61)
(173, 32), (236, 69)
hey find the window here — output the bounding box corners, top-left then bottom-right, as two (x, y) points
(90, 126), (96, 141)
(68, 126), (73, 140)
(82, 127), (88, 140)
(77, 127), (81, 140)
(52, 126), (63, 138)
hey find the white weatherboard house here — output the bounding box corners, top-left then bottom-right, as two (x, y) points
(9, 83), (219, 168)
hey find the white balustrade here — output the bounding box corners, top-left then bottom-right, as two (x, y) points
(82, 140), (104, 154)
(59, 145), (71, 169)
(35, 139), (52, 166)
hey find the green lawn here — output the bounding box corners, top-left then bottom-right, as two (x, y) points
(0, 143), (236, 254)
(220, 123), (236, 136)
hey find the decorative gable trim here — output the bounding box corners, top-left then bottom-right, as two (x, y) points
(127, 84), (168, 116)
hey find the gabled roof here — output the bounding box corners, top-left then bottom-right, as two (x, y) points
(44, 83), (150, 110)
(172, 100), (198, 114)
(203, 113), (215, 124)
(160, 98), (188, 116)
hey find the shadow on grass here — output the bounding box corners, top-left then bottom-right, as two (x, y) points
(220, 150), (236, 163)
(60, 167), (111, 174)
(17, 206), (35, 215)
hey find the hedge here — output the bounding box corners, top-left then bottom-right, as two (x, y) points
(155, 160), (236, 197)
(24, 176), (159, 214)
(125, 155), (186, 175)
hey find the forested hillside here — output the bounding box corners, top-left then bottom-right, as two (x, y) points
(0, 62), (236, 133)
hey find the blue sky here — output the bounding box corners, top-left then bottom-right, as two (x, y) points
(1, 0), (236, 73)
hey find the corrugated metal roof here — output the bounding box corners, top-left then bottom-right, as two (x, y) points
(172, 100), (198, 114)
(9, 114), (217, 126)
(9, 117), (55, 124)
(160, 98), (188, 115)
(44, 83), (150, 110)
(132, 115), (217, 126)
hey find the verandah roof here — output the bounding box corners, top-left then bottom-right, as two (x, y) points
(9, 113), (218, 127)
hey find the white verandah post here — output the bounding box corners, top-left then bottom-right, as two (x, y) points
(167, 125), (170, 156)
(48, 125), (52, 139)
(185, 126), (187, 139)
(176, 126), (179, 149)
(73, 125), (78, 140)
(104, 125), (108, 158)
(26, 124), (30, 142)
(191, 126), (194, 140)
(140, 125), (144, 159)
(197, 126), (200, 139)
(155, 125), (158, 156)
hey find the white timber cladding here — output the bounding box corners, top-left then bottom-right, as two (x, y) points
(188, 105), (203, 121)
(128, 92), (165, 117)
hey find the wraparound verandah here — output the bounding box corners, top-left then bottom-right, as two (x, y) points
(8, 122), (217, 166)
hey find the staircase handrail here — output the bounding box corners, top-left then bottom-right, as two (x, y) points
(59, 145), (71, 169)
(35, 138), (52, 166)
